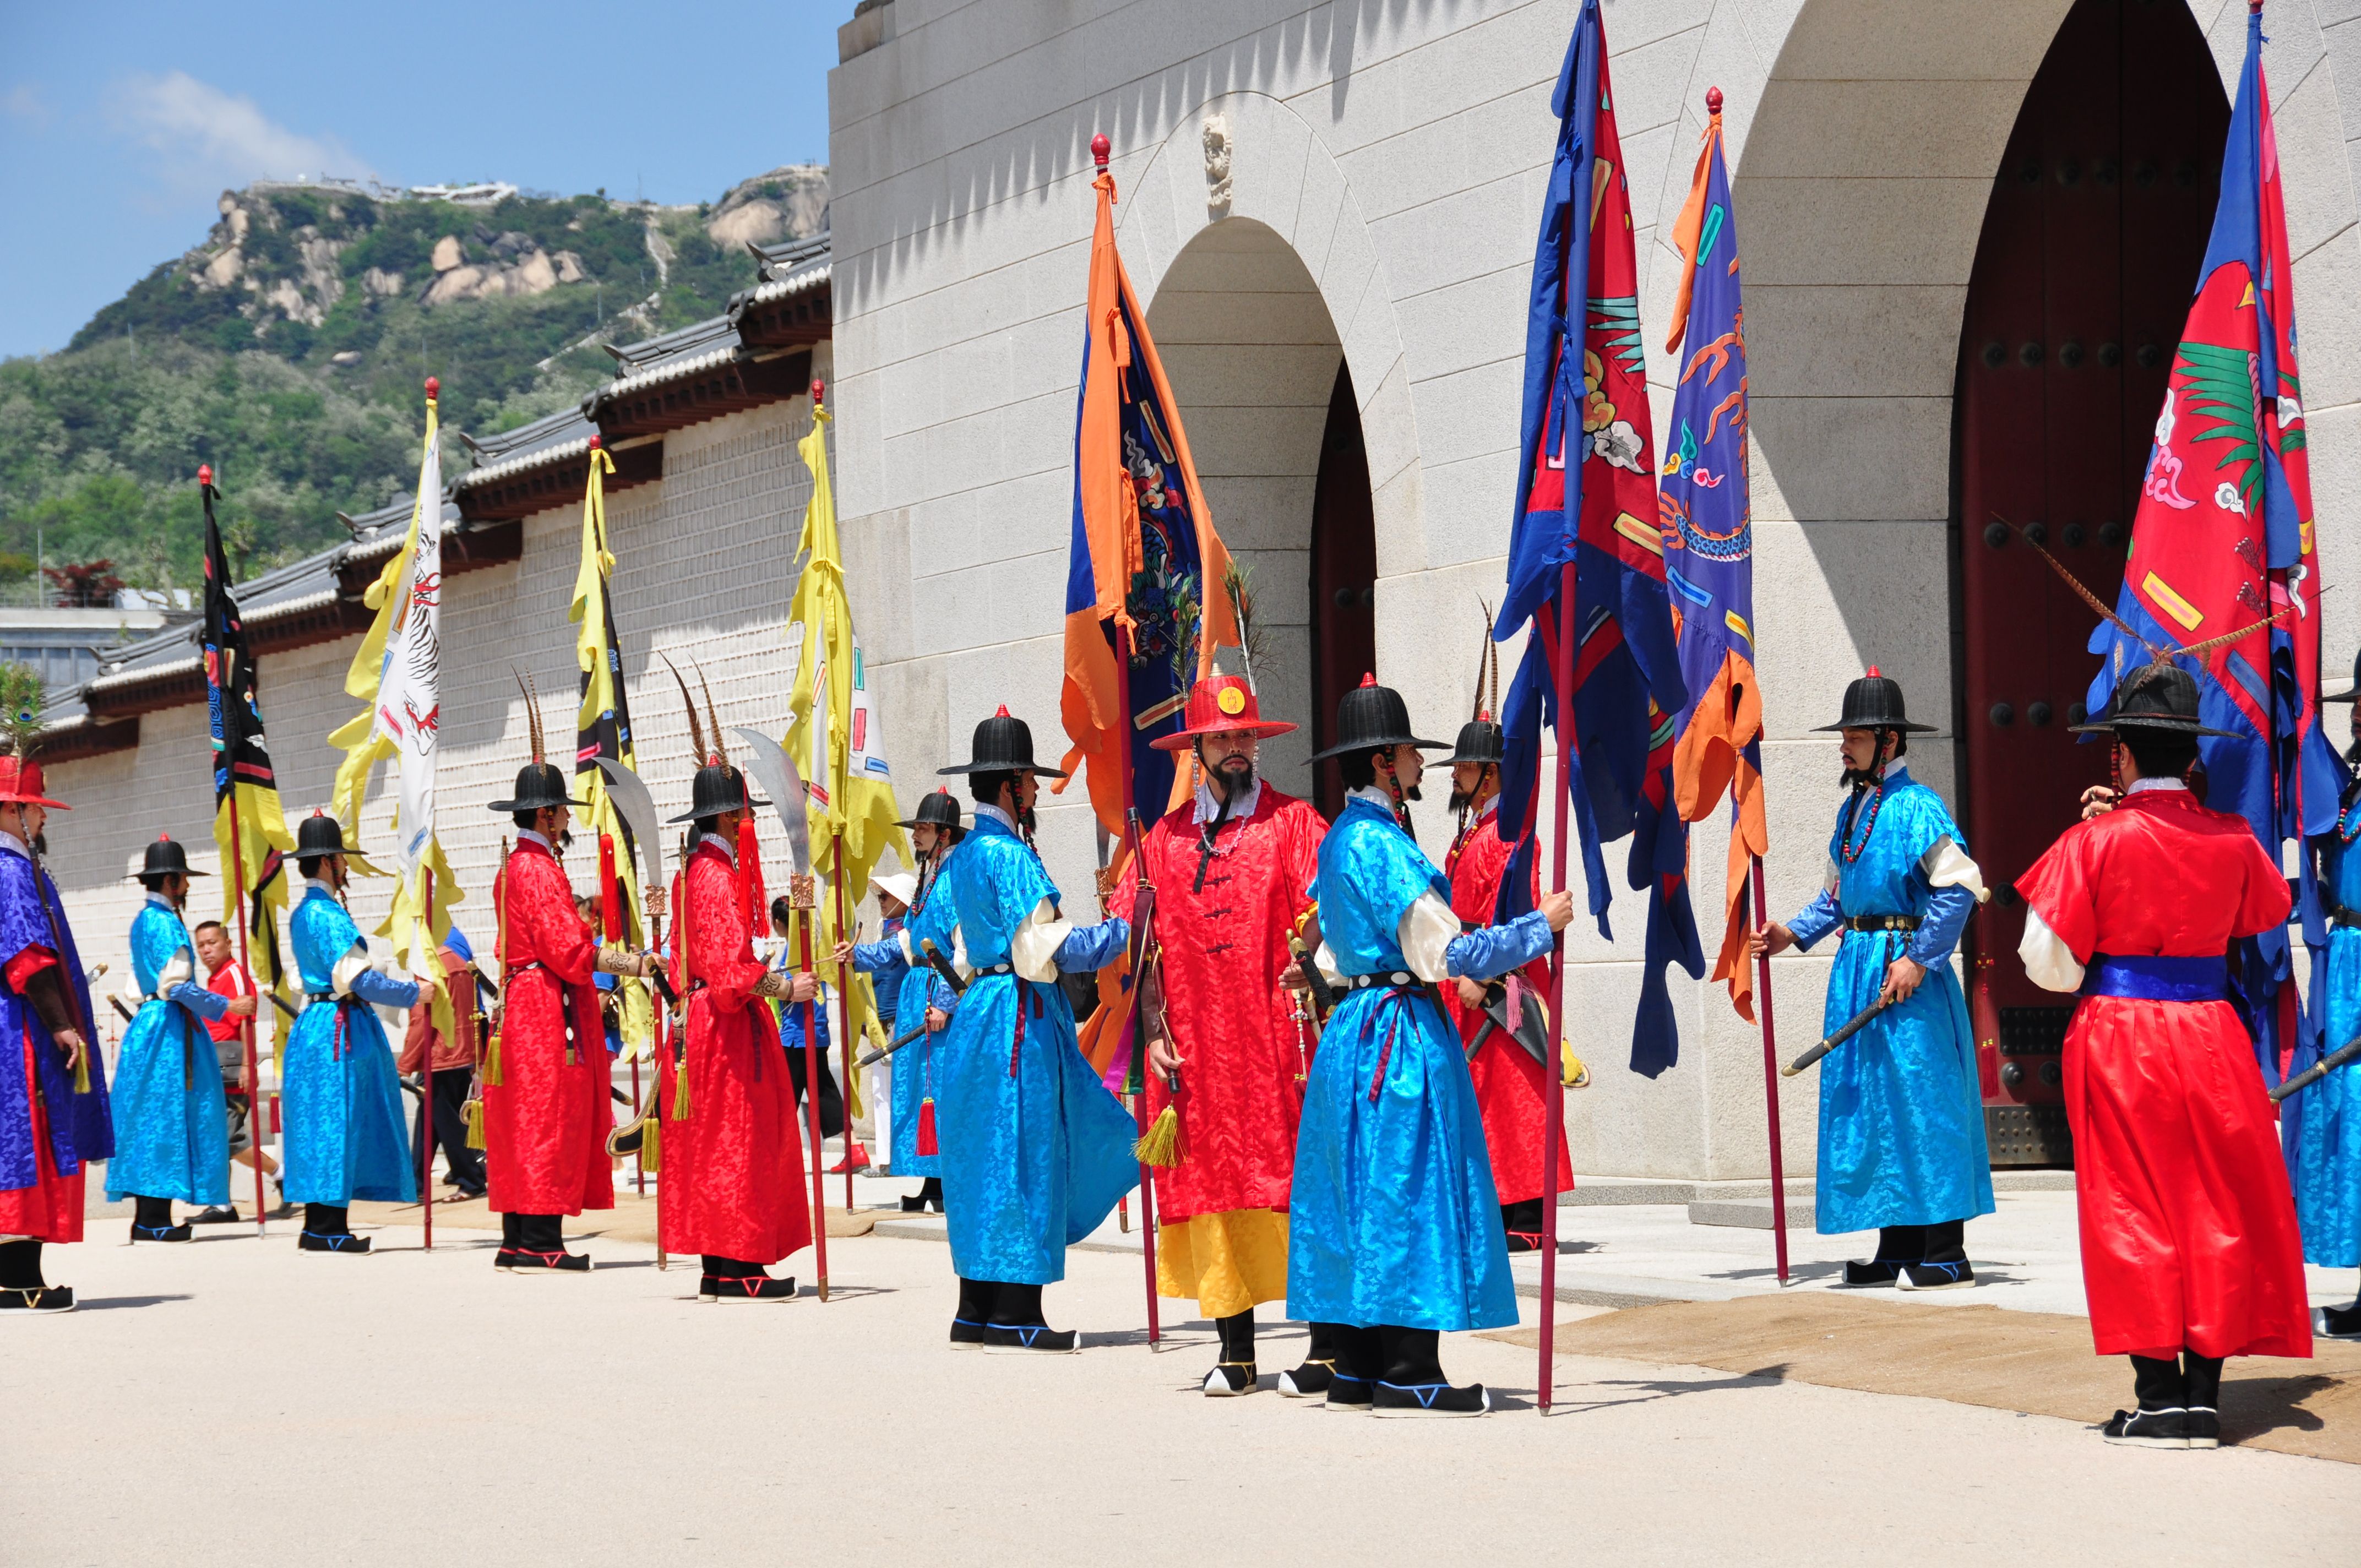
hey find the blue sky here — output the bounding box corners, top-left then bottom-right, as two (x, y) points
(0, 1), (841, 359)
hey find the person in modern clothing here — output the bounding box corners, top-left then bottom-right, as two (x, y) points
(194, 919), (273, 1212)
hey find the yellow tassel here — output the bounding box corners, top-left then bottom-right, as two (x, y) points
(464, 1096), (486, 1150)
(483, 1031), (503, 1088)
(72, 1049), (90, 1095)
(670, 1053), (691, 1120)
(1562, 1044), (1591, 1090)
(640, 1111), (660, 1175)
(1132, 1103), (1183, 1168)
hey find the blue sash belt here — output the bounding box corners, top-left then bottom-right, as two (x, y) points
(2082, 953), (2227, 1003)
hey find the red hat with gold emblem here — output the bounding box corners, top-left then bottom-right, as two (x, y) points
(0, 756), (67, 810)
(1150, 674), (1298, 751)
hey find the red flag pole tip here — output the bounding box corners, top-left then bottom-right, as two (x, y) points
(197, 464), (213, 486)
(1091, 133), (1110, 172)
(586, 434), (601, 450)
(1865, 665), (1881, 678)
(424, 375), (439, 400)
(1705, 86), (1723, 115)
(812, 378), (826, 406)
(2249, 0), (2262, 12)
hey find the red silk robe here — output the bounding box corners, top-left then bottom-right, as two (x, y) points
(2017, 788), (2310, 1360)
(0, 947), (79, 1242)
(657, 836), (810, 1266)
(485, 840), (612, 1216)
(1116, 786), (1324, 1222)
(1442, 802), (1571, 1207)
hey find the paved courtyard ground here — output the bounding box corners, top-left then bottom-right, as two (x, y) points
(10, 1184), (2358, 1567)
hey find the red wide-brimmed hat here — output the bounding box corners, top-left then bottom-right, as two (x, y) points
(1149, 675), (1298, 752)
(0, 757), (68, 810)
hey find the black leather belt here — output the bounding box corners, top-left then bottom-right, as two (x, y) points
(1844, 915), (1921, 933)
(304, 990), (337, 1003)
(2328, 900), (2361, 930)
(983, 963), (1014, 975)
(1350, 971), (1416, 988)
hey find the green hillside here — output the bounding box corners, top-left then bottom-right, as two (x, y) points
(1, 167), (825, 590)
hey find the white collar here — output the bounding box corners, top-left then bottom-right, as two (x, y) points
(1194, 776), (1260, 824)
(304, 876), (337, 896)
(516, 827), (552, 853)
(0, 831), (28, 862)
(1348, 783), (1399, 814)
(972, 802), (1017, 834)
(1468, 792), (1499, 823)
(700, 831), (738, 867)
(145, 891), (175, 910)
(2127, 776), (2188, 795)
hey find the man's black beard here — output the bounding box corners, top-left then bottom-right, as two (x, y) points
(1448, 788), (1472, 815)
(30, 832), (47, 856)
(1210, 757), (1256, 798)
(1401, 783), (1423, 803)
(554, 829), (574, 856)
(1840, 767), (1880, 790)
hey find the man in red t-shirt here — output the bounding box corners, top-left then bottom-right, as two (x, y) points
(193, 921), (270, 1214)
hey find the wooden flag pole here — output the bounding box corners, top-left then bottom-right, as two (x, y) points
(834, 831), (859, 1210)
(224, 764), (267, 1239)
(798, 889), (831, 1301)
(1537, 559), (1575, 1412)
(420, 863), (434, 1251)
(1750, 854), (1789, 1285)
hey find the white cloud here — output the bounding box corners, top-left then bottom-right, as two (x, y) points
(3, 84), (53, 127)
(106, 70), (374, 198)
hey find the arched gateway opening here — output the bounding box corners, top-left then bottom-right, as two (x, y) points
(1952, 0), (2230, 1164)
(1146, 216), (1375, 816)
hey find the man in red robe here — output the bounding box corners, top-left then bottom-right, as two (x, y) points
(485, 755), (649, 1272)
(2016, 663), (2311, 1450)
(1118, 674), (1326, 1396)
(659, 749), (813, 1302)
(1439, 714), (1571, 1251)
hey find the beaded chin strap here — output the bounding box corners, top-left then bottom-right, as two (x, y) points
(1837, 729), (1892, 865)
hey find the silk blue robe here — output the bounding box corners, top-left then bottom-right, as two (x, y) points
(0, 841), (108, 1195)
(281, 884), (418, 1206)
(2289, 828), (2361, 1266)
(1287, 795), (1549, 1333)
(1787, 766), (1995, 1234)
(105, 898), (232, 1204)
(931, 813), (1136, 1283)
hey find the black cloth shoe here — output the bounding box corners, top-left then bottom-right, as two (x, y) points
(2316, 1302), (2361, 1340)
(0, 1284), (73, 1313)
(1503, 1229), (1543, 1254)
(2184, 1407), (2221, 1450)
(2102, 1407), (2189, 1449)
(1279, 1359), (1337, 1398)
(499, 1248), (592, 1274)
(699, 1272), (795, 1302)
(1502, 1197), (1545, 1253)
(1323, 1371), (1375, 1412)
(982, 1323), (1080, 1354)
(130, 1221), (193, 1244)
(1373, 1380), (1492, 1418)
(1840, 1259), (1904, 1288)
(1896, 1258), (1975, 1291)
(901, 1193), (932, 1212)
(189, 1206), (240, 1224)
(1202, 1361), (1256, 1396)
(297, 1229), (372, 1254)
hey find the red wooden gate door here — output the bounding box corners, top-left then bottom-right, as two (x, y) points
(1954, 0), (2228, 1164)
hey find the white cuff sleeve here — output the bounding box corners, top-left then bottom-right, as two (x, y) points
(2017, 907), (2085, 993)
(330, 942), (372, 999)
(1312, 941), (1347, 990)
(1009, 898), (1071, 983)
(1921, 837), (1989, 902)
(1823, 855), (1842, 896)
(1398, 890), (1462, 984)
(158, 948), (196, 992)
(897, 929), (916, 964)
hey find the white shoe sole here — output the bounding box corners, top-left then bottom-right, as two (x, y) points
(1372, 1392), (1492, 1419)
(1895, 1276), (1974, 1292)
(1201, 1371), (1254, 1397)
(1276, 1374), (1321, 1399)
(981, 1341), (1080, 1355)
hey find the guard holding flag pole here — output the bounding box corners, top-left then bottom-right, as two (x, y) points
(1114, 672), (1326, 1397)
(1749, 671), (1994, 1289)
(2017, 662), (2311, 1447)
(1286, 677), (1573, 1417)
(931, 707), (1138, 1352)
(2293, 649), (2361, 1341)
(0, 752), (109, 1313)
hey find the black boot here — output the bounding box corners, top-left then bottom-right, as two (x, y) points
(297, 1204), (370, 1255)
(496, 1210), (521, 1266)
(982, 1281), (1078, 1353)
(1203, 1309), (1256, 1396)
(1501, 1197), (1546, 1254)
(130, 1194), (191, 1244)
(1372, 1325), (1489, 1418)
(1281, 1320), (1343, 1398)
(902, 1175), (946, 1213)
(2182, 1351), (2224, 1449)
(1897, 1218), (1974, 1291)
(2319, 1298), (2361, 1340)
(2103, 1354), (2191, 1448)
(950, 1276), (992, 1349)
(1842, 1224), (1927, 1288)
(501, 1213), (591, 1273)
(0, 1239), (69, 1313)
(697, 1255), (794, 1302)
(1324, 1325), (1382, 1412)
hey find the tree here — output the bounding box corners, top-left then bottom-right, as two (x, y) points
(45, 559), (125, 608)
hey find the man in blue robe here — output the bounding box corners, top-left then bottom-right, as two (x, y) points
(2295, 651), (2361, 1340)
(838, 816), (963, 1213)
(107, 835), (243, 1240)
(931, 709), (1136, 1353)
(280, 812), (421, 1255)
(1287, 677), (1570, 1417)
(1752, 669), (1995, 1289)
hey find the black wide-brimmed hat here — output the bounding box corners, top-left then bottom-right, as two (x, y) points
(293, 810), (380, 874)
(2069, 662), (2238, 737)
(1814, 667), (1938, 734)
(2323, 649), (2361, 705)
(667, 760), (768, 824)
(1449, 717), (1505, 767)
(897, 788), (966, 832)
(487, 761), (590, 814)
(938, 707), (1068, 778)
(1308, 675), (1451, 763)
(133, 834), (208, 881)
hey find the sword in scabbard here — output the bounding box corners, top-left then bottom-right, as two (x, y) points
(1781, 996), (1893, 1077)
(2271, 1033), (2361, 1102)
(918, 937), (967, 997)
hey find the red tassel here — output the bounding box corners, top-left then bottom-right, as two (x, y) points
(916, 1097), (937, 1156)
(599, 832), (621, 940)
(735, 815), (765, 931)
